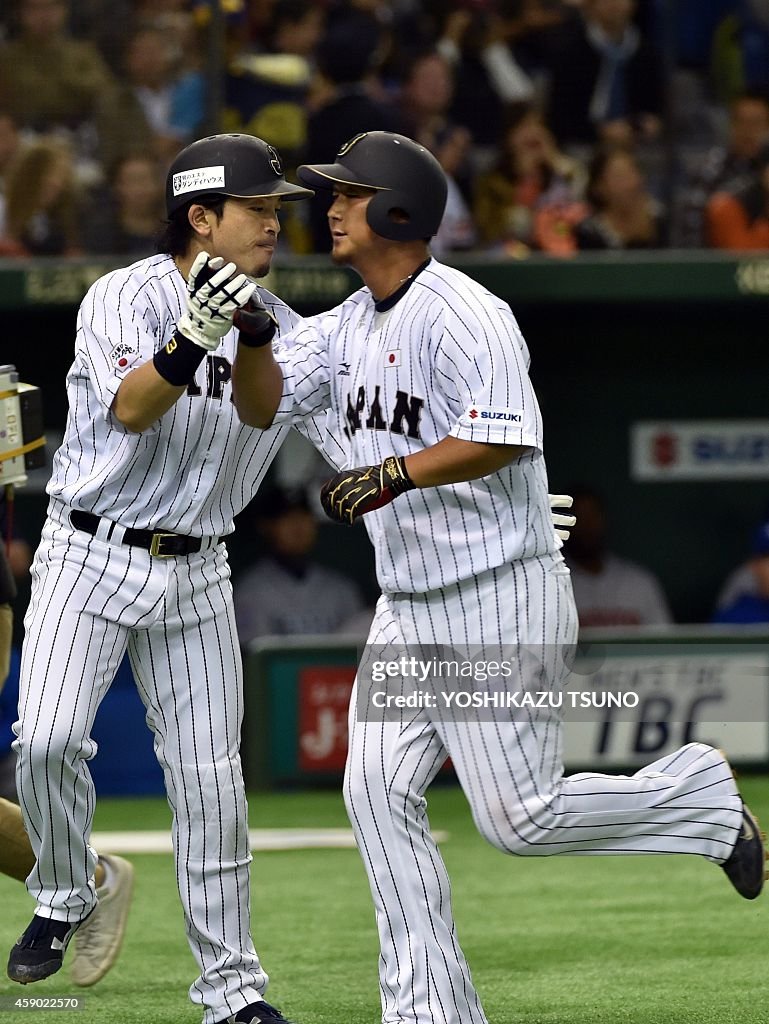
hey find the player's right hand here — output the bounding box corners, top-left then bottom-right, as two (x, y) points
(177, 252), (256, 351)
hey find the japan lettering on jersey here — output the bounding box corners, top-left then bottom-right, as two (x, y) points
(271, 260), (557, 593)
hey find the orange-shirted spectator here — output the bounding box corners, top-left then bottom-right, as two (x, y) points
(705, 143), (769, 250)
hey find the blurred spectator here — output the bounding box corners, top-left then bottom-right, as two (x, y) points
(672, 0), (735, 75)
(705, 140), (769, 248)
(132, 0), (198, 42)
(563, 487), (672, 628)
(234, 486), (365, 643)
(546, 0), (664, 152)
(436, 3), (536, 151)
(676, 90), (769, 246)
(81, 153), (164, 256)
(702, 90), (769, 191)
(0, 0), (119, 163)
(575, 144), (667, 249)
(67, 0), (137, 65)
(111, 25), (205, 165)
(473, 104), (587, 256)
(497, 0), (576, 80)
(0, 137), (81, 256)
(712, 0), (769, 103)
(304, 9), (406, 251)
(713, 501), (769, 610)
(224, 0), (325, 161)
(712, 518), (769, 623)
(0, 112), (22, 239)
(399, 49), (477, 253)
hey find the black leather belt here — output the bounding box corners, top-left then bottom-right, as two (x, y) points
(70, 510), (204, 557)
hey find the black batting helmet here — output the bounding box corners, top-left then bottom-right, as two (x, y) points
(166, 133), (313, 217)
(297, 132), (448, 241)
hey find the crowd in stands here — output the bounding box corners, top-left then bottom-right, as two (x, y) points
(1, 0), (769, 258)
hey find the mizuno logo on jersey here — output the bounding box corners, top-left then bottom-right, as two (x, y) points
(463, 405), (523, 424)
(345, 385), (423, 439)
(338, 362), (351, 376)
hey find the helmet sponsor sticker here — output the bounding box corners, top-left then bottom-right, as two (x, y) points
(460, 404), (523, 425)
(172, 165), (226, 196)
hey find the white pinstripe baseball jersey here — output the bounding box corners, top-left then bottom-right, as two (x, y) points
(48, 253), (343, 536)
(252, 251), (745, 1024)
(270, 258), (558, 592)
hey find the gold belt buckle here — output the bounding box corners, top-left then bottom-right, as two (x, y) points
(149, 533), (177, 557)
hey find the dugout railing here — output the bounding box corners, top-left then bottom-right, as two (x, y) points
(241, 627), (769, 789)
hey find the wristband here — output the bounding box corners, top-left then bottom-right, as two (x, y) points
(153, 331), (207, 387)
(233, 304), (277, 348)
(236, 324), (276, 348)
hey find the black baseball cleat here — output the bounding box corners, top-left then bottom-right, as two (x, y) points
(721, 803), (768, 900)
(7, 912), (89, 984)
(216, 1000), (296, 1024)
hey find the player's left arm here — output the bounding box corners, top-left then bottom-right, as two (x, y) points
(400, 435), (525, 486)
(232, 301), (334, 429)
(320, 437), (527, 526)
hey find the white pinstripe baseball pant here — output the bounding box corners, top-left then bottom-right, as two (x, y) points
(13, 507), (267, 1024)
(345, 555), (743, 1024)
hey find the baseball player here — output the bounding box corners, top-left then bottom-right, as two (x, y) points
(231, 131), (766, 1024)
(6, 133), (348, 1024)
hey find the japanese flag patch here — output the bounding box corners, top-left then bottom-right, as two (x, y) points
(384, 350), (401, 368)
(110, 342), (140, 374)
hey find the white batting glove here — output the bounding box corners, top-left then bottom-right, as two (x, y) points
(177, 252), (257, 352)
(549, 494), (576, 541)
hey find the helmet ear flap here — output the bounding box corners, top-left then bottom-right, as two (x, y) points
(366, 189), (422, 241)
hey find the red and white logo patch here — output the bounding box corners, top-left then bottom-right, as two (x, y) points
(110, 342), (140, 373)
(384, 350), (401, 367)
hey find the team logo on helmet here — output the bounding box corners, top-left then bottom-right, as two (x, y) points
(337, 133), (368, 157)
(267, 145), (282, 176)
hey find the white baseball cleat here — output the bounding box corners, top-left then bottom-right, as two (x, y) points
(71, 854), (134, 986)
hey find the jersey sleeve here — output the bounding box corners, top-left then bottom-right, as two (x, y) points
(75, 270), (160, 427)
(270, 312), (336, 425)
(436, 300), (543, 450)
(260, 289), (349, 469)
(293, 412), (349, 470)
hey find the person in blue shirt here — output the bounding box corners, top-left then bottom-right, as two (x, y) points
(712, 518), (769, 624)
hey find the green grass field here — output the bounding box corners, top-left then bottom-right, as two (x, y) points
(0, 779), (767, 1024)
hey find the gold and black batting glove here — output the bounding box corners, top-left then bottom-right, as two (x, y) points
(320, 456), (416, 526)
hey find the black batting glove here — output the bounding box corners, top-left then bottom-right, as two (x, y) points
(320, 456), (416, 526)
(233, 296), (277, 348)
